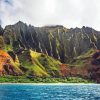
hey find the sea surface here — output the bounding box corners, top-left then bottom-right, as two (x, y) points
(0, 83), (100, 100)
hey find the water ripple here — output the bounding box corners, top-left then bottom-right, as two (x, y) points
(0, 84), (100, 100)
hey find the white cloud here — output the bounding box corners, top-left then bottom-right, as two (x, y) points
(0, 0), (100, 30)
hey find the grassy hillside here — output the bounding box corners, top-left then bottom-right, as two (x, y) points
(0, 22), (100, 83)
(17, 49), (61, 77)
(0, 49), (22, 75)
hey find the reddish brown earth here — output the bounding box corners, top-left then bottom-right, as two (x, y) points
(89, 50), (100, 83)
(59, 50), (100, 83)
(0, 48), (100, 83)
(0, 49), (22, 76)
(60, 64), (70, 77)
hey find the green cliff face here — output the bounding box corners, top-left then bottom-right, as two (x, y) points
(4, 22), (100, 63)
(0, 21), (100, 83)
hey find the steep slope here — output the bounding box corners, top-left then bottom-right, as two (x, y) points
(0, 25), (4, 35)
(0, 35), (22, 76)
(0, 49), (22, 75)
(17, 49), (62, 77)
(0, 45), (63, 77)
(0, 22), (100, 82)
(88, 50), (100, 83)
(3, 21), (100, 63)
(0, 25), (67, 78)
(69, 49), (100, 83)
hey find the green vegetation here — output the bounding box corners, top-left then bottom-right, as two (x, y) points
(17, 49), (61, 77)
(0, 76), (93, 83)
(76, 48), (96, 59)
(0, 22), (100, 83)
(0, 36), (5, 49)
(5, 44), (13, 51)
(70, 48), (96, 66)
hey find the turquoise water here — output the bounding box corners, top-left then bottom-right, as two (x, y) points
(0, 84), (100, 100)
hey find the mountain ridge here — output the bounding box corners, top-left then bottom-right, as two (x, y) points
(4, 21), (100, 32)
(0, 21), (100, 83)
(3, 21), (100, 63)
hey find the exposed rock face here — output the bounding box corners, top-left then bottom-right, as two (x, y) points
(0, 49), (22, 76)
(69, 50), (100, 83)
(0, 25), (4, 35)
(0, 21), (100, 82)
(3, 22), (100, 63)
(89, 51), (100, 83)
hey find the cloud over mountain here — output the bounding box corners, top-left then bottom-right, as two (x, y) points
(0, 0), (100, 30)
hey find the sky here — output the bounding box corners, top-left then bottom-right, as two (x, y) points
(0, 0), (100, 30)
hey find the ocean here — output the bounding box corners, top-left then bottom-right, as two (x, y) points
(0, 84), (100, 100)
